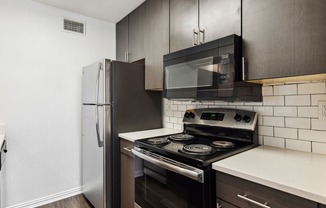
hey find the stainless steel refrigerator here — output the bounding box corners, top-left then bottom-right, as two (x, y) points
(82, 59), (162, 208)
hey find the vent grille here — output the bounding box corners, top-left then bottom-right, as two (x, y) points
(63, 19), (85, 34)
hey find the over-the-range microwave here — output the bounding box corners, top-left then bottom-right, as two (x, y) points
(163, 35), (261, 101)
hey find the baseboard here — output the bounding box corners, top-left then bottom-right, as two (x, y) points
(6, 186), (83, 208)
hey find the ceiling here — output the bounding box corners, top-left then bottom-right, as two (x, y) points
(34, 0), (145, 23)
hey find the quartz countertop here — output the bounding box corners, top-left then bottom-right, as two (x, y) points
(212, 146), (326, 204)
(118, 128), (182, 142)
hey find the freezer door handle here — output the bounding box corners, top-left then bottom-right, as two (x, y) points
(95, 63), (104, 147)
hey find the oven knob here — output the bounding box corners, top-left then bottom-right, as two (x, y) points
(188, 112), (195, 119)
(243, 115), (251, 123)
(234, 114), (242, 122)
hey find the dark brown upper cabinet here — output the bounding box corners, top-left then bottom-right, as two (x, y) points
(242, 0), (326, 82)
(170, 0), (241, 53)
(116, 3), (145, 63)
(116, 16), (128, 62)
(144, 0), (170, 90)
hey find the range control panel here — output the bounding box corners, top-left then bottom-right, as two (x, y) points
(183, 108), (258, 131)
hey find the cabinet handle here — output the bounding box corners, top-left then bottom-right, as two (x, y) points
(242, 57), (247, 80)
(193, 28), (199, 46)
(237, 194), (271, 208)
(123, 147), (133, 152)
(124, 52), (127, 62)
(199, 29), (205, 44)
(216, 203), (222, 208)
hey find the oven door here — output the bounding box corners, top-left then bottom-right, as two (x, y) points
(132, 148), (213, 208)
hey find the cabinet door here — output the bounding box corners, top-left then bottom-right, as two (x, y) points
(120, 139), (134, 208)
(199, 0), (241, 43)
(144, 0), (169, 90)
(320, 204), (326, 208)
(243, 0), (326, 81)
(242, 0), (295, 80)
(293, 0), (326, 76)
(129, 3), (146, 63)
(116, 16), (128, 62)
(170, 0), (198, 52)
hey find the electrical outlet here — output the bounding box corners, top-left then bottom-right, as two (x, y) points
(318, 101), (326, 119)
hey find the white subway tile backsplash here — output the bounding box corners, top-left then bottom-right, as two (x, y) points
(254, 106), (273, 116)
(170, 104), (178, 111)
(274, 127), (297, 139)
(311, 94), (326, 105)
(298, 107), (318, 118)
(264, 136), (285, 148)
(299, 129), (326, 142)
(236, 106), (254, 111)
(285, 118), (310, 129)
(173, 123), (183, 131)
(259, 126), (274, 136)
(169, 117), (178, 123)
(262, 86), (273, 96)
(274, 84), (297, 95)
(263, 96), (284, 106)
(312, 142), (326, 155)
(311, 119), (326, 131)
(298, 82), (326, 95)
(286, 139), (311, 152)
(263, 116), (284, 127)
(177, 105), (187, 111)
(285, 95), (311, 106)
(163, 81), (326, 155)
(274, 106), (297, 117)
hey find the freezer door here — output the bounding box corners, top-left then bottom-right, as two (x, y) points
(82, 105), (104, 208)
(82, 61), (105, 105)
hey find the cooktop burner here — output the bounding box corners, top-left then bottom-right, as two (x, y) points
(169, 133), (195, 141)
(147, 137), (170, 145)
(211, 141), (235, 149)
(179, 144), (217, 156)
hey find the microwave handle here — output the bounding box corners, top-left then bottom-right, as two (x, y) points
(193, 28), (199, 46)
(242, 57), (247, 80)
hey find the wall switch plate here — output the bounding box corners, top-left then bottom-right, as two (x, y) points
(318, 101), (326, 120)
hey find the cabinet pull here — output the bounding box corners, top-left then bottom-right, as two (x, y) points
(237, 194), (271, 208)
(123, 147), (133, 152)
(216, 203), (222, 208)
(242, 57), (247, 80)
(199, 29), (205, 44)
(124, 52), (127, 62)
(193, 28), (199, 46)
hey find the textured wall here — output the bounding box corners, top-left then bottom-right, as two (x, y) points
(164, 81), (326, 155)
(0, 0), (115, 206)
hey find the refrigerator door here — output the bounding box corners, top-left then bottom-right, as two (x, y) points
(82, 61), (106, 105)
(82, 104), (104, 208)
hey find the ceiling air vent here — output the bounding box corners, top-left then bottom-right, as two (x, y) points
(63, 18), (85, 35)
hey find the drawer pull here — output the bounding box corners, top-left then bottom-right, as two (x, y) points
(237, 194), (270, 208)
(123, 147), (133, 152)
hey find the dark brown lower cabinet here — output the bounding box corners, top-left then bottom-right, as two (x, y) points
(120, 139), (134, 208)
(216, 172), (318, 208)
(320, 204), (326, 208)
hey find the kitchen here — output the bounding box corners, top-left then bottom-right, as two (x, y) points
(0, 0), (326, 208)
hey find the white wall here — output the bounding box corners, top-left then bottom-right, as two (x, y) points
(0, 0), (115, 207)
(164, 81), (326, 155)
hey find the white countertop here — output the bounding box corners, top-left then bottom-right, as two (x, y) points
(212, 146), (326, 205)
(119, 128), (182, 142)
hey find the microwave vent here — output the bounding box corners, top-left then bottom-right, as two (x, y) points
(63, 18), (85, 34)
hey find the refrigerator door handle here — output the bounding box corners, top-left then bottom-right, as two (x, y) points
(95, 63), (104, 147)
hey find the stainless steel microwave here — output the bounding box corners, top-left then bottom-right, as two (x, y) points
(163, 35), (261, 101)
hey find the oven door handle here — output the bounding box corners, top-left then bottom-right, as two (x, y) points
(132, 148), (204, 183)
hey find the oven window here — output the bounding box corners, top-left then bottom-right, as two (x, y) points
(135, 161), (206, 208)
(165, 57), (215, 90)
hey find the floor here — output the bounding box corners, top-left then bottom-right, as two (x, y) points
(37, 194), (93, 208)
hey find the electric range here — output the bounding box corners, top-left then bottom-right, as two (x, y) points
(133, 108), (259, 208)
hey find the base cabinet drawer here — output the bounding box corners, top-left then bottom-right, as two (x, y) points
(217, 198), (238, 208)
(216, 172), (318, 208)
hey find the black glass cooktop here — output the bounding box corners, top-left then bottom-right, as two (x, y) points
(134, 133), (256, 169)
